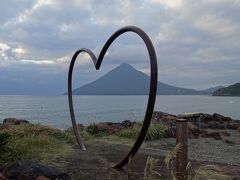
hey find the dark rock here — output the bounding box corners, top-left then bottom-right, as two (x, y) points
(188, 127), (207, 139)
(3, 118), (29, 125)
(152, 111), (240, 140)
(88, 120), (137, 135)
(1, 160), (71, 180)
(226, 123), (238, 130)
(213, 113), (232, 122)
(152, 112), (177, 130)
(95, 122), (123, 135)
(121, 120), (135, 128)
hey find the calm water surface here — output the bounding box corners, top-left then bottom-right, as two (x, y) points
(0, 95), (239, 128)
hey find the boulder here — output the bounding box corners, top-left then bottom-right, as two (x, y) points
(87, 120), (136, 135)
(152, 111), (177, 127)
(1, 160), (70, 180)
(3, 118), (29, 125)
(213, 113), (232, 122)
(96, 122), (123, 134)
(121, 120), (135, 128)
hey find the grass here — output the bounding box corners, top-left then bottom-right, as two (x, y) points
(118, 123), (168, 141)
(192, 165), (232, 180)
(0, 123), (76, 166)
(144, 156), (161, 180)
(90, 123), (168, 146)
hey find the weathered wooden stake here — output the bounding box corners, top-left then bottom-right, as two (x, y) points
(176, 118), (188, 180)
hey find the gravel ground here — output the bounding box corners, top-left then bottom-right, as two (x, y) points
(145, 129), (240, 166)
(62, 129), (240, 179)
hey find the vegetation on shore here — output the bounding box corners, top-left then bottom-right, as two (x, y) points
(86, 122), (168, 141)
(0, 122), (167, 166)
(213, 83), (240, 96)
(118, 123), (167, 140)
(0, 124), (75, 166)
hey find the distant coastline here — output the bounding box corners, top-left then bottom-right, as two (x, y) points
(213, 83), (240, 96)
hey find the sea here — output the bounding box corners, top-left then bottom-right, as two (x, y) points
(0, 95), (239, 129)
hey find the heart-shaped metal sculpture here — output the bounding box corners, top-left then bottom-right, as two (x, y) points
(68, 26), (158, 169)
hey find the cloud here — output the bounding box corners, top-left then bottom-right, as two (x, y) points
(0, 0), (239, 94)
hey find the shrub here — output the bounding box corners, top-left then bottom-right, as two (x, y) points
(118, 123), (167, 141)
(86, 123), (99, 135)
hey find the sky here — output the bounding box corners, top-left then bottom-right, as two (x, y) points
(0, 0), (239, 95)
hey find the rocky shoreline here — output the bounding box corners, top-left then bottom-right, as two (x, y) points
(153, 111), (240, 140)
(1, 111), (240, 142)
(1, 112), (240, 179)
(70, 111), (240, 141)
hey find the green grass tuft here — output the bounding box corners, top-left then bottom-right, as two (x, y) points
(118, 123), (167, 141)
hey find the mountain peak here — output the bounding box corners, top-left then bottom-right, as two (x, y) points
(116, 63), (135, 70)
(70, 62), (201, 95)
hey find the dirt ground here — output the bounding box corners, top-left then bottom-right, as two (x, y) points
(62, 135), (240, 180)
(63, 141), (178, 180)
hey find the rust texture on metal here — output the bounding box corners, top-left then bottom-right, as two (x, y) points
(67, 26), (158, 168)
(176, 119), (188, 180)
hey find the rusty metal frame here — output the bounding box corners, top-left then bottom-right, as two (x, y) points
(68, 26), (158, 168)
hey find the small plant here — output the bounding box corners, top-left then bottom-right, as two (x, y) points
(118, 123), (167, 141)
(164, 143), (183, 180)
(145, 123), (168, 141)
(86, 123), (99, 135)
(144, 156), (161, 180)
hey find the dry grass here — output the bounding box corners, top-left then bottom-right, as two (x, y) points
(142, 143), (233, 180)
(144, 156), (161, 180)
(191, 165), (232, 180)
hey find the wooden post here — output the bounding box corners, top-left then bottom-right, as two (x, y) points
(176, 118), (188, 180)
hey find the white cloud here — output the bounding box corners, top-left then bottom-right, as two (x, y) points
(20, 59), (55, 65)
(0, 42), (11, 60)
(151, 0), (183, 9)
